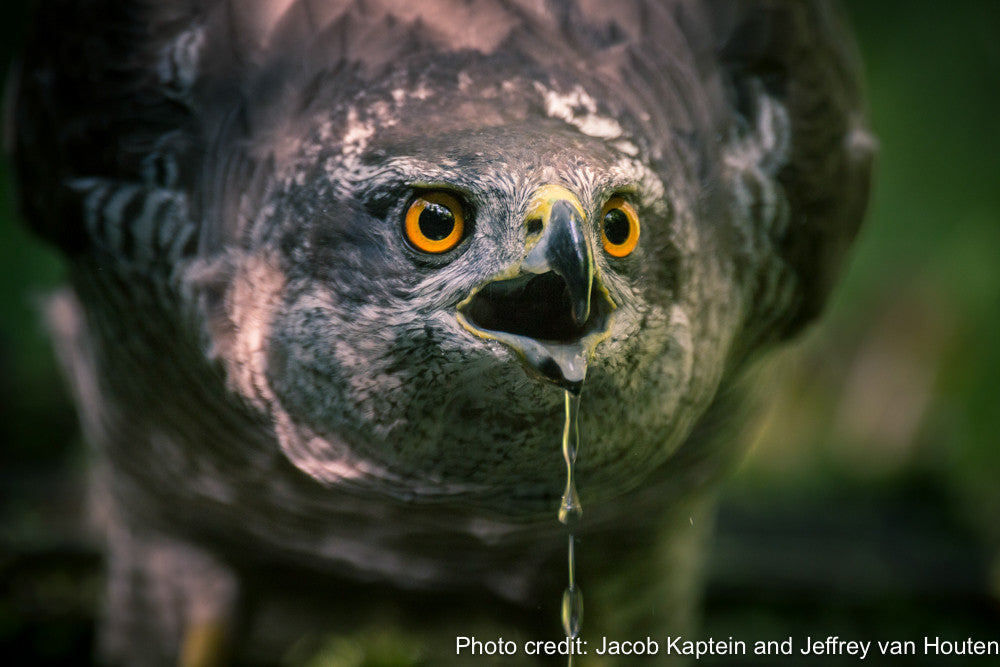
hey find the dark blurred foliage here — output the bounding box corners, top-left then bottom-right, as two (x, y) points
(1, 1), (998, 665)
(0, 1), (98, 663)
(701, 2), (1000, 662)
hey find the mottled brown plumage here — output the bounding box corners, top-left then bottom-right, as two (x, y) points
(11, 0), (872, 664)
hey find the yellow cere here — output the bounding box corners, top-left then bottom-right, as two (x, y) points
(526, 184), (587, 223)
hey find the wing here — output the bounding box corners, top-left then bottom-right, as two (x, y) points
(8, 0), (546, 261)
(706, 0), (875, 344)
(7, 0), (223, 267)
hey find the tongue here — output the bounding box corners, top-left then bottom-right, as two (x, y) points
(505, 334), (588, 392)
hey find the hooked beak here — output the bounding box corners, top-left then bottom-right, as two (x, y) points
(522, 197), (593, 325)
(457, 185), (615, 392)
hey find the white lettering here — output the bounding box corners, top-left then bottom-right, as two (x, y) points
(800, 636), (870, 659)
(455, 636), (517, 655)
(754, 638), (794, 655)
(877, 640), (915, 655)
(925, 637), (1000, 656)
(523, 637), (586, 655)
(594, 636), (659, 655)
(661, 636), (746, 659)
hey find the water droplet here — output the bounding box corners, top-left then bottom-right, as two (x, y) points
(561, 584), (584, 638)
(558, 390), (582, 527)
(558, 487), (582, 527)
(558, 390), (584, 650)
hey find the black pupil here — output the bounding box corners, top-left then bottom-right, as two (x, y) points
(418, 202), (456, 241)
(603, 208), (631, 245)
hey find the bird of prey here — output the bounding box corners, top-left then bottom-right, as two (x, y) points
(10, 0), (873, 664)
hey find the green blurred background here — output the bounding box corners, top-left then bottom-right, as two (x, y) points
(1, 1), (998, 664)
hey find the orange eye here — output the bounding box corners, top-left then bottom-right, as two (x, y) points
(404, 192), (465, 253)
(600, 197), (640, 257)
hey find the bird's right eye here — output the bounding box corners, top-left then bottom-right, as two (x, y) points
(404, 192), (465, 253)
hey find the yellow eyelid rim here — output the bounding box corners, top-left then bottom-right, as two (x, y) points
(600, 196), (640, 257)
(404, 191), (465, 253)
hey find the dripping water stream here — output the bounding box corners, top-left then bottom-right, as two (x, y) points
(559, 389), (583, 665)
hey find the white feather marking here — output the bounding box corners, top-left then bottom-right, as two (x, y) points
(157, 25), (206, 95)
(612, 139), (640, 156)
(72, 178), (107, 237)
(222, 252), (288, 410)
(341, 108), (376, 155)
(847, 112), (878, 157)
(410, 82), (434, 101)
(535, 83), (626, 142)
(169, 223), (196, 263)
(103, 184), (141, 231)
(133, 189), (176, 262)
(45, 291), (104, 444)
(140, 150), (179, 188)
(154, 193), (188, 251)
(724, 89), (790, 174)
(723, 89), (793, 262)
(249, 0), (298, 47)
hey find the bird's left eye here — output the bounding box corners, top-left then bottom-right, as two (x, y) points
(600, 197), (640, 257)
(404, 192), (465, 253)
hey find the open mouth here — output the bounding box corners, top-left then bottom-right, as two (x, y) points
(460, 272), (613, 343)
(457, 271), (615, 389)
